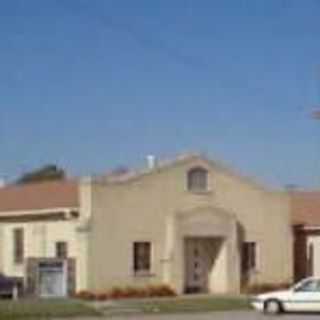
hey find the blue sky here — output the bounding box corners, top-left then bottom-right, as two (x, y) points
(1, 0), (320, 188)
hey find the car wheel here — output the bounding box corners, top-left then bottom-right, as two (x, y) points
(264, 299), (282, 315)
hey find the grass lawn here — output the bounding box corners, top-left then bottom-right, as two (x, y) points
(101, 295), (251, 316)
(0, 296), (251, 319)
(0, 299), (100, 320)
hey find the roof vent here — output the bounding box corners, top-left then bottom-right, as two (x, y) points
(146, 155), (157, 170)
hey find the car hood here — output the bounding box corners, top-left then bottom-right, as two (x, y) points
(255, 290), (292, 301)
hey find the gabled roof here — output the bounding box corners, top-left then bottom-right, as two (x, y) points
(94, 152), (276, 192)
(0, 180), (79, 213)
(291, 191), (320, 226)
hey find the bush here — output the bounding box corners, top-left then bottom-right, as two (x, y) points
(109, 287), (125, 299)
(146, 284), (177, 297)
(74, 290), (96, 300)
(75, 284), (177, 301)
(122, 286), (147, 298)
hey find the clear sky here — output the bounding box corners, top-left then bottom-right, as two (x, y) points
(1, 0), (320, 188)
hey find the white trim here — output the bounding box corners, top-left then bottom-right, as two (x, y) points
(0, 207), (79, 218)
(301, 226), (320, 231)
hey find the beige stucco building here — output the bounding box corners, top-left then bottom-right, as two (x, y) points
(87, 154), (293, 294)
(0, 153), (294, 296)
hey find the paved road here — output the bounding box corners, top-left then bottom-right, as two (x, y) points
(112, 311), (320, 319)
(62, 311), (320, 319)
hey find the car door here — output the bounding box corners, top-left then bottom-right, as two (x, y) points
(286, 279), (320, 312)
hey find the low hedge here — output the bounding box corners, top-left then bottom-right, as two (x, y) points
(75, 284), (177, 301)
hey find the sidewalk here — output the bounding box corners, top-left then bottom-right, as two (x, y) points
(85, 294), (250, 318)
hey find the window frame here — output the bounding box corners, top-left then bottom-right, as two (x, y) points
(241, 241), (258, 275)
(13, 228), (24, 265)
(133, 241), (152, 276)
(55, 241), (68, 259)
(186, 167), (209, 193)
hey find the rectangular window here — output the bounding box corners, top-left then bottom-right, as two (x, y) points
(307, 243), (314, 277)
(241, 242), (256, 274)
(13, 228), (24, 264)
(133, 242), (151, 274)
(187, 168), (208, 192)
(55, 241), (68, 259)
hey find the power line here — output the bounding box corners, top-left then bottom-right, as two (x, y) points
(55, 0), (209, 71)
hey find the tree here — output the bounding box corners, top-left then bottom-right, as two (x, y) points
(16, 164), (66, 184)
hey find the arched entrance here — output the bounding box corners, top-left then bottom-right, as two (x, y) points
(165, 206), (240, 294)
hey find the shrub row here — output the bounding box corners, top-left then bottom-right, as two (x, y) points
(75, 284), (177, 301)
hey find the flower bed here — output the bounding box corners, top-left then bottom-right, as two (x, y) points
(75, 284), (177, 301)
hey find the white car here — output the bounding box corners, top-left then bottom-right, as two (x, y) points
(251, 277), (320, 314)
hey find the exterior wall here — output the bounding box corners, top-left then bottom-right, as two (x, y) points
(0, 220), (81, 287)
(0, 181), (92, 294)
(77, 178), (93, 291)
(88, 158), (293, 293)
(251, 192), (293, 285)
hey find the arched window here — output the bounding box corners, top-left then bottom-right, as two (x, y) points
(187, 167), (208, 192)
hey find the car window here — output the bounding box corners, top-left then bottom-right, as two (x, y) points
(316, 280), (320, 291)
(294, 279), (320, 292)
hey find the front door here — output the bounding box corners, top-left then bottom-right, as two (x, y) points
(184, 238), (209, 293)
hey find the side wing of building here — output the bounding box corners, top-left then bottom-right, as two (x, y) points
(0, 180), (89, 297)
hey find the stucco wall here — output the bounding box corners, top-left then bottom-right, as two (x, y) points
(0, 218), (88, 292)
(0, 181), (92, 292)
(88, 157), (293, 292)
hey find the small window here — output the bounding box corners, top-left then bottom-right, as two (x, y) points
(308, 243), (314, 277)
(187, 167), (208, 192)
(56, 241), (68, 259)
(133, 242), (151, 274)
(13, 228), (24, 264)
(241, 242), (256, 274)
